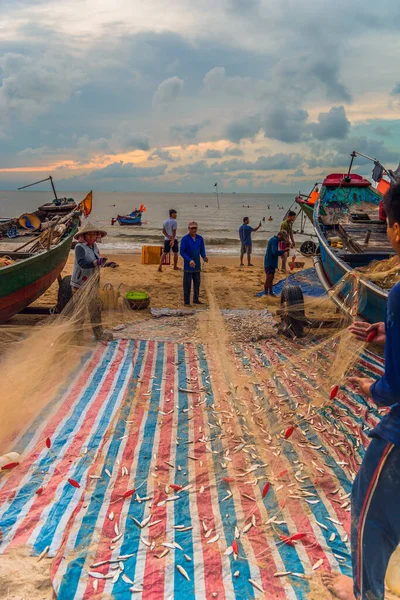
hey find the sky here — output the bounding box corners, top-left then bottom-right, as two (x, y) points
(0, 0), (400, 194)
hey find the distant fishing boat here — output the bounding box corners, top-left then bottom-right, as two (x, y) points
(111, 204), (146, 226)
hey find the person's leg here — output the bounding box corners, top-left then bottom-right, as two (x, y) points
(159, 241), (169, 272)
(193, 271), (201, 303)
(72, 287), (86, 342)
(322, 437), (400, 600)
(240, 245), (245, 266)
(173, 251), (179, 269)
(264, 272), (273, 295)
(183, 271), (191, 305)
(281, 251), (287, 272)
(247, 245), (253, 266)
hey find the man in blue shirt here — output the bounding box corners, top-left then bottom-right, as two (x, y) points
(264, 231), (289, 296)
(239, 217), (261, 267)
(180, 221), (208, 306)
(322, 182), (400, 600)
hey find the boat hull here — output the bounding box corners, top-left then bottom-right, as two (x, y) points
(313, 200), (388, 323)
(0, 223), (77, 322)
(295, 198), (314, 223)
(117, 215), (142, 225)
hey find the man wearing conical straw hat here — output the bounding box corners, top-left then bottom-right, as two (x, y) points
(71, 221), (116, 342)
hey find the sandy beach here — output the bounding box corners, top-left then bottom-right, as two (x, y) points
(33, 251), (312, 314)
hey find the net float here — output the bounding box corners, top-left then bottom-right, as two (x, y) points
(366, 330), (378, 343)
(0, 452), (21, 469)
(330, 385), (339, 400)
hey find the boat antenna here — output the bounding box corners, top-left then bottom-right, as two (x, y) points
(18, 175), (59, 200)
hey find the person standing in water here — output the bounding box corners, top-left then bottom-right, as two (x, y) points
(322, 183), (400, 600)
(159, 209), (180, 272)
(239, 217), (261, 267)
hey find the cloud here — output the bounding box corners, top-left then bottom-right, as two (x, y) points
(149, 148), (176, 161)
(0, 51), (85, 121)
(391, 82), (400, 95)
(224, 147), (243, 156)
(205, 149), (223, 158)
(152, 76), (184, 107)
(263, 107), (308, 143)
(292, 168), (306, 177)
(373, 125), (392, 137)
(169, 120), (210, 142)
(172, 153), (302, 174)
(308, 106), (350, 140)
(224, 115), (262, 143)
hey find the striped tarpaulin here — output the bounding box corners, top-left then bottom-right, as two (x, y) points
(0, 338), (385, 599)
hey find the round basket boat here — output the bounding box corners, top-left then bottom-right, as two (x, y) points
(125, 290), (150, 310)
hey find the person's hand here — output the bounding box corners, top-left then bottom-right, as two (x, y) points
(104, 261), (118, 268)
(348, 376), (375, 397)
(189, 260), (196, 268)
(95, 257), (107, 267)
(204, 256), (209, 263)
(259, 221), (262, 227)
(348, 321), (386, 345)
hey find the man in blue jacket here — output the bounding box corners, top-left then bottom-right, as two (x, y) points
(180, 221), (208, 306)
(322, 182), (400, 600)
(264, 231), (289, 296)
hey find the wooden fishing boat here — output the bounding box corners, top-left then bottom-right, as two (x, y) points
(295, 195), (315, 223)
(312, 172), (392, 322)
(38, 198), (76, 214)
(0, 215), (79, 323)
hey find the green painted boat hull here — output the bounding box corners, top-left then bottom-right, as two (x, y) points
(0, 221), (78, 322)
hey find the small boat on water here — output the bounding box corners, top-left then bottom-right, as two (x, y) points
(111, 204), (146, 226)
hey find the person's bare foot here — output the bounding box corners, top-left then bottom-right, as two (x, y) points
(321, 572), (355, 600)
(174, 266), (181, 270)
(158, 266), (162, 272)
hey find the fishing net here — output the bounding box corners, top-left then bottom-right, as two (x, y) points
(0, 259), (395, 599)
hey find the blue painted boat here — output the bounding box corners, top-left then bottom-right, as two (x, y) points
(311, 172), (393, 323)
(116, 212), (142, 225)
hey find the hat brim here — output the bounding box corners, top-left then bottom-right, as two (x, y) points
(74, 229), (107, 240)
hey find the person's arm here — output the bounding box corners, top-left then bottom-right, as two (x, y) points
(179, 238), (192, 264)
(162, 227), (170, 239)
(170, 226), (177, 244)
(239, 227), (243, 242)
(253, 222), (262, 232)
(200, 237), (208, 262)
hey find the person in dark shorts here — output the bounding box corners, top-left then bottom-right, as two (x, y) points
(264, 231), (289, 296)
(159, 209), (180, 272)
(239, 217), (262, 266)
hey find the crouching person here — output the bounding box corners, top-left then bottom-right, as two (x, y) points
(71, 221), (114, 342)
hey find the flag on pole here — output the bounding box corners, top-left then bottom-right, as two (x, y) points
(79, 191), (93, 218)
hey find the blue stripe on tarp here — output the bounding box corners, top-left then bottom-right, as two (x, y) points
(197, 345), (255, 600)
(0, 343), (119, 541)
(14, 350), (94, 455)
(56, 339), (143, 599)
(248, 346), (353, 576)
(110, 341), (165, 598)
(34, 341), (134, 555)
(172, 344), (196, 597)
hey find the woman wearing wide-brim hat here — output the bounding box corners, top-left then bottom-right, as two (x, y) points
(71, 221), (117, 342)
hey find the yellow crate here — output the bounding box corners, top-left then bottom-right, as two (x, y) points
(141, 245), (163, 265)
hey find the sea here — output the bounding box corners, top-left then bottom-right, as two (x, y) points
(0, 190), (314, 255)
